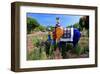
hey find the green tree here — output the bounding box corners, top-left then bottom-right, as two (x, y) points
(84, 16), (89, 30)
(49, 26), (54, 31)
(27, 17), (40, 34)
(79, 16), (89, 31)
(73, 23), (79, 28)
(66, 25), (72, 28)
(34, 25), (46, 31)
(73, 23), (81, 31)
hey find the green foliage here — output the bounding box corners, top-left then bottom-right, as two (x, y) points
(28, 47), (40, 60)
(83, 45), (89, 54)
(34, 25), (46, 32)
(40, 46), (47, 60)
(32, 36), (41, 47)
(45, 41), (50, 56)
(79, 16), (89, 31)
(66, 25), (72, 28)
(28, 46), (47, 60)
(66, 16), (89, 31)
(47, 26), (54, 31)
(73, 23), (79, 28)
(75, 45), (83, 55)
(79, 18), (84, 29)
(85, 16), (89, 30)
(27, 17), (40, 34)
(66, 43), (73, 51)
(49, 45), (54, 58)
(44, 41), (54, 59)
(61, 42), (67, 58)
(27, 17), (47, 33)
(28, 37), (47, 60)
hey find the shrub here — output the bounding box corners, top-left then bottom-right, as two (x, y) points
(27, 17), (40, 34)
(40, 46), (47, 60)
(28, 47), (40, 60)
(75, 45), (85, 55)
(83, 45), (89, 54)
(66, 43), (73, 51)
(28, 46), (48, 60)
(32, 36), (41, 47)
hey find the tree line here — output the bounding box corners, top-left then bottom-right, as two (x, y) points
(27, 16), (89, 34)
(27, 17), (46, 34)
(67, 16), (89, 31)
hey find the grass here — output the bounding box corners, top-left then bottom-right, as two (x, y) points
(75, 45), (84, 55)
(27, 32), (48, 60)
(27, 47), (40, 60)
(27, 46), (47, 60)
(27, 32), (89, 60)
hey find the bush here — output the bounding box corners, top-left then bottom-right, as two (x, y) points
(75, 45), (85, 55)
(28, 36), (48, 60)
(28, 47), (40, 60)
(66, 43), (73, 51)
(27, 17), (40, 34)
(40, 46), (47, 60)
(28, 46), (48, 60)
(83, 45), (89, 54)
(32, 36), (41, 47)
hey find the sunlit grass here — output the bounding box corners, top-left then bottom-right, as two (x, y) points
(27, 32), (89, 60)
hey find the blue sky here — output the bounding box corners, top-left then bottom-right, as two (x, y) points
(27, 13), (83, 28)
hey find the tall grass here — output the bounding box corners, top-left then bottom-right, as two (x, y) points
(27, 46), (47, 60)
(27, 47), (40, 60)
(32, 36), (41, 47)
(28, 33), (89, 60)
(75, 44), (89, 55)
